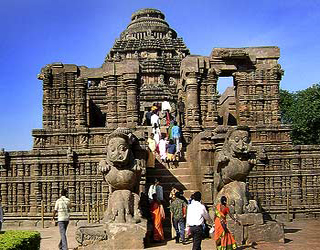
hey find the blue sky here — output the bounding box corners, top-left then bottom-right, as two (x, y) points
(0, 0), (319, 150)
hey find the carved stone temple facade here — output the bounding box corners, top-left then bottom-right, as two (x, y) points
(1, 8), (320, 221)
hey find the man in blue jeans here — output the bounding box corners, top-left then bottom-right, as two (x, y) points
(170, 191), (187, 244)
(53, 189), (71, 250)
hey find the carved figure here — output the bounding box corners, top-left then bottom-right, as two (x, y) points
(166, 30), (172, 39)
(213, 127), (256, 213)
(79, 135), (88, 146)
(34, 137), (45, 147)
(169, 77), (176, 87)
(104, 190), (141, 223)
(158, 74), (165, 85)
(114, 52), (121, 60)
(98, 128), (143, 223)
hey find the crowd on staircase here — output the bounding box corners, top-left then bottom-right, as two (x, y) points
(145, 100), (184, 168)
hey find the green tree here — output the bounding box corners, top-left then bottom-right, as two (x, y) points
(280, 84), (320, 145)
(279, 89), (294, 124)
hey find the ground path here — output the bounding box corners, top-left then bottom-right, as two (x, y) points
(3, 219), (320, 249)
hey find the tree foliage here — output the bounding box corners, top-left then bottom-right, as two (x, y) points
(280, 84), (320, 145)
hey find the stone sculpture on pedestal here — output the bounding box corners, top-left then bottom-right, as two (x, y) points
(75, 128), (147, 249)
(213, 127), (284, 245)
(213, 127), (257, 213)
(99, 128), (143, 223)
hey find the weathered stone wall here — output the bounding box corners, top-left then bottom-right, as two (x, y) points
(0, 149), (107, 217)
(248, 145), (320, 218)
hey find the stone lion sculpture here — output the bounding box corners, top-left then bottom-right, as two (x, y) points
(98, 128), (144, 223)
(213, 127), (259, 214)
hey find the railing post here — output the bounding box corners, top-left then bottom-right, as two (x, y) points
(87, 203), (90, 223)
(41, 200), (44, 228)
(287, 193), (290, 222)
(97, 201), (100, 222)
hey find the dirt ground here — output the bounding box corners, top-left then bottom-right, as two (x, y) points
(3, 219), (320, 249)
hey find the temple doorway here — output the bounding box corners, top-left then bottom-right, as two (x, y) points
(217, 77), (237, 126)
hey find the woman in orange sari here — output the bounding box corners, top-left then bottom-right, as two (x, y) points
(214, 196), (240, 250)
(150, 193), (165, 242)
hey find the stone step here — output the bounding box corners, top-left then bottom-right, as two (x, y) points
(146, 182), (193, 191)
(146, 174), (193, 184)
(147, 174), (192, 183)
(147, 166), (191, 176)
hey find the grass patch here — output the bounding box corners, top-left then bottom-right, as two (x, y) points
(0, 230), (41, 250)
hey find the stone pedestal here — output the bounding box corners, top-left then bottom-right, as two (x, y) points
(76, 220), (147, 250)
(227, 213), (284, 245)
(245, 221), (284, 244)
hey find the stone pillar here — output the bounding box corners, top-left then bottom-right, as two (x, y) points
(0, 156), (8, 210)
(67, 149), (76, 212)
(117, 76), (127, 127)
(203, 70), (219, 128)
(59, 74), (68, 128)
(125, 74), (139, 128)
(290, 155), (302, 207)
(75, 78), (87, 128)
(105, 75), (118, 129)
(41, 72), (53, 129)
(85, 163), (92, 204)
(29, 162), (41, 215)
(52, 164), (59, 209)
(185, 72), (200, 129)
(17, 164), (25, 212)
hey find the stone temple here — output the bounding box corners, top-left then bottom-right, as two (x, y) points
(1, 8), (320, 230)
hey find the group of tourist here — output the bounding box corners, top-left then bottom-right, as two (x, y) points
(146, 101), (183, 168)
(147, 179), (240, 250)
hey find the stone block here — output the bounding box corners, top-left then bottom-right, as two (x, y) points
(245, 221), (284, 244)
(227, 221), (244, 245)
(76, 224), (107, 247)
(75, 221), (147, 250)
(237, 213), (264, 226)
(105, 221), (147, 250)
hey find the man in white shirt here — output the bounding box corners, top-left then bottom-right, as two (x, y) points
(150, 112), (160, 129)
(148, 178), (164, 202)
(53, 189), (71, 250)
(186, 191), (212, 250)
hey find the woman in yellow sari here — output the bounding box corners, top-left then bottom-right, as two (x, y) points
(214, 196), (240, 250)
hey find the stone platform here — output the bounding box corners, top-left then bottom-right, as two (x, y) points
(75, 221), (147, 250)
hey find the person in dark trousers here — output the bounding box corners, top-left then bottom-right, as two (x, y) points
(53, 189), (71, 250)
(145, 108), (152, 126)
(177, 97), (185, 126)
(170, 191), (187, 244)
(186, 191), (212, 250)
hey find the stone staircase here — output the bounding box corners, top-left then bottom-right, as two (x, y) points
(146, 160), (198, 202)
(146, 158), (198, 239)
(144, 125), (200, 239)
